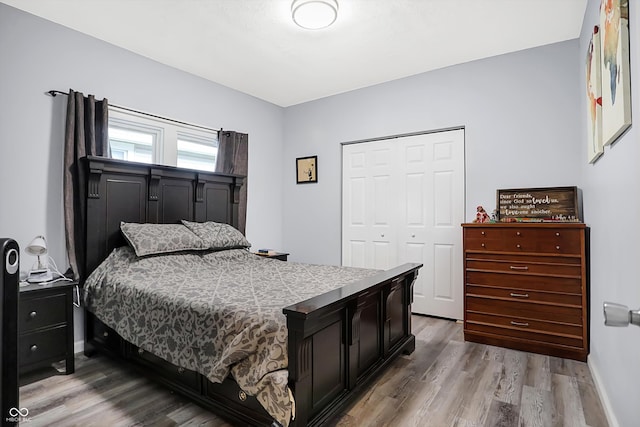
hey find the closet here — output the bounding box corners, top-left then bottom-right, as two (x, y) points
(342, 129), (465, 318)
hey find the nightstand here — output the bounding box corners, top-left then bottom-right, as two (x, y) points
(254, 251), (289, 261)
(18, 281), (76, 375)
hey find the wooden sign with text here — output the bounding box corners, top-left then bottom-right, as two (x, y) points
(497, 187), (582, 222)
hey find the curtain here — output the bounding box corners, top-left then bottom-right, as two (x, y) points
(63, 90), (109, 280)
(216, 131), (248, 234)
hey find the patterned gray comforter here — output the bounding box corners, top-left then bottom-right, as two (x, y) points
(83, 247), (380, 426)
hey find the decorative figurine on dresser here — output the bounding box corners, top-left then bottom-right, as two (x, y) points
(462, 187), (589, 361)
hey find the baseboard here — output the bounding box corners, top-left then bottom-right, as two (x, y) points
(74, 339), (84, 355)
(588, 355), (619, 427)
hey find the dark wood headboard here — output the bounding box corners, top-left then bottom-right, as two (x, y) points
(84, 156), (244, 279)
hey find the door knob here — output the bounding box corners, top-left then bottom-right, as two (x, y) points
(603, 302), (640, 327)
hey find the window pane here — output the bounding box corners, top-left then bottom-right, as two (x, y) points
(177, 138), (217, 172)
(108, 127), (155, 164)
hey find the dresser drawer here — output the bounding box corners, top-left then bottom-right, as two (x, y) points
(466, 296), (583, 324)
(467, 311), (583, 337)
(466, 257), (582, 276)
(464, 228), (506, 251)
(19, 293), (68, 333)
(466, 284), (582, 306)
(466, 270), (583, 294)
(19, 325), (68, 367)
(465, 316), (584, 348)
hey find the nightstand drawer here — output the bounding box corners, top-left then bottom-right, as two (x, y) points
(19, 325), (68, 367)
(19, 293), (68, 333)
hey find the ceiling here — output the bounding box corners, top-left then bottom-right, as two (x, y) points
(3, 0), (587, 107)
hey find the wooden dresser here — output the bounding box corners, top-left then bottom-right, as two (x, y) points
(462, 223), (588, 361)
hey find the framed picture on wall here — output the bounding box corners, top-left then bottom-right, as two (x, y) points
(599, 0), (631, 146)
(586, 25), (604, 163)
(296, 155), (318, 184)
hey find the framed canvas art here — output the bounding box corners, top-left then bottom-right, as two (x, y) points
(599, 0), (631, 146)
(586, 26), (604, 163)
(296, 155), (317, 184)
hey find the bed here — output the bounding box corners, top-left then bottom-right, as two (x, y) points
(81, 156), (422, 426)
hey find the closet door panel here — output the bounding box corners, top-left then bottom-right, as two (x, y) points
(342, 142), (398, 270)
(398, 131), (464, 319)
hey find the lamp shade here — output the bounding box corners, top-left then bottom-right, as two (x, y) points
(26, 235), (47, 256)
(292, 0), (338, 30)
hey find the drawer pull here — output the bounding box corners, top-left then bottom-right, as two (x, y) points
(516, 232), (521, 236)
(30, 345), (38, 353)
(509, 265), (529, 271)
(481, 243), (485, 247)
(510, 293), (529, 298)
(510, 321), (529, 327)
(481, 231), (485, 235)
(556, 246), (560, 250)
(29, 311), (37, 319)
(556, 232), (560, 236)
(177, 367), (185, 374)
(516, 244), (521, 248)
(138, 348), (145, 355)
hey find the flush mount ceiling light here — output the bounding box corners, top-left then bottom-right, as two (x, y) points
(291, 0), (339, 30)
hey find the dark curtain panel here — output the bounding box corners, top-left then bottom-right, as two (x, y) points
(63, 90), (109, 280)
(216, 131), (248, 234)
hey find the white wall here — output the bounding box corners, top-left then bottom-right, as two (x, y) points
(0, 3), (285, 344)
(578, 1), (640, 426)
(283, 40), (582, 265)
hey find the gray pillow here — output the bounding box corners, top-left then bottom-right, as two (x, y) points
(120, 222), (205, 257)
(181, 220), (251, 250)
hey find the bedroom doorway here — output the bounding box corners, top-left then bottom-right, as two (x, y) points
(341, 128), (465, 319)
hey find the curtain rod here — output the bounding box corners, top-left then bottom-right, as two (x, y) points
(47, 90), (221, 134)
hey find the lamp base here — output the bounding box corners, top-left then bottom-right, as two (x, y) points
(27, 269), (53, 283)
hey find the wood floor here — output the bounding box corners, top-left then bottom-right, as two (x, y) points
(19, 315), (608, 427)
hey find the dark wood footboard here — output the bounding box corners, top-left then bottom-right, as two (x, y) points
(285, 262), (421, 427)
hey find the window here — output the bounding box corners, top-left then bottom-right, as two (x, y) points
(108, 108), (218, 172)
(177, 133), (217, 172)
(108, 120), (161, 164)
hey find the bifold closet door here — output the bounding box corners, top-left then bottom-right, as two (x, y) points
(342, 129), (465, 319)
